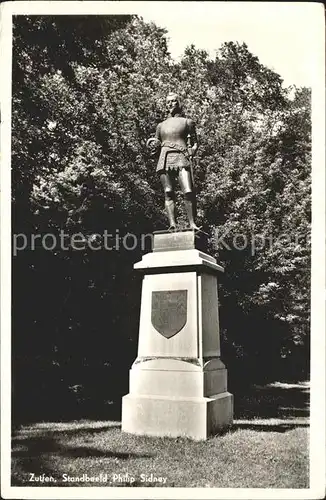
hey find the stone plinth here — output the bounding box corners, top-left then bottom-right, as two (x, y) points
(121, 230), (233, 440)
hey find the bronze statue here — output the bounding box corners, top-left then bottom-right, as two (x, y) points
(147, 93), (200, 230)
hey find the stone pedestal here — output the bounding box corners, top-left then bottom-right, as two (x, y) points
(121, 230), (233, 440)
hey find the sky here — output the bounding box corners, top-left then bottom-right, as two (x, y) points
(132, 1), (323, 89)
(3, 1), (323, 88)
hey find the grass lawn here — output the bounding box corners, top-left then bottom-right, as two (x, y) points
(11, 382), (309, 488)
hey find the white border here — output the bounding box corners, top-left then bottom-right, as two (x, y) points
(1, 2), (325, 499)
(309, 1), (326, 495)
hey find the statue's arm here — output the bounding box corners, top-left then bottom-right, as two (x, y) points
(146, 123), (161, 156)
(155, 123), (162, 141)
(187, 119), (198, 156)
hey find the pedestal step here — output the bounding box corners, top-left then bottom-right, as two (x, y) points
(122, 392), (233, 441)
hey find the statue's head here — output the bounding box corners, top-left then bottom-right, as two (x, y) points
(166, 92), (182, 115)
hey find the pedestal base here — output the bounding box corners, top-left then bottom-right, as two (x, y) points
(121, 231), (233, 440)
(122, 358), (233, 440)
(122, 392), (233, 441)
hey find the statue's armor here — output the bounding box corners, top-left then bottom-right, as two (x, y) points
(147, 105), (199, 229)
(156, 117), (192, 173)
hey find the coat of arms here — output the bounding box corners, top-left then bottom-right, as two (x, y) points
(151, 290), (188, 338)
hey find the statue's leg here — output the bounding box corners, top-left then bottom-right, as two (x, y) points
(179, 168), (200, 230)
(160, 172), (176, 229)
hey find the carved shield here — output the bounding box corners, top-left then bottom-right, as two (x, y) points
(151, 290), (188, 338)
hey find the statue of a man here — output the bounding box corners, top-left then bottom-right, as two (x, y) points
(147, 93), (199, 230)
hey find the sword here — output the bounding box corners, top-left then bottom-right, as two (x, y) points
(187, 134), (195, 188)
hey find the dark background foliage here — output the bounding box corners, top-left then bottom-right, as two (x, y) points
(11, 16), (310, 422)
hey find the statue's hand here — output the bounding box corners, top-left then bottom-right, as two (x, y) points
(146, 137), (161, 156)
(188, 146), (195, 158)
(189, 144), (198, 158)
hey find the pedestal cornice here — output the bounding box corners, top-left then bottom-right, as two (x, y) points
(134, 249), (224, 274)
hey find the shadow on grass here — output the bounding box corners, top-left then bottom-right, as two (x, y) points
(232, 421), (309, 433)
(12, 434), (152, 459)
(232, 381), (309, 420)
(11, 424), (153, 486)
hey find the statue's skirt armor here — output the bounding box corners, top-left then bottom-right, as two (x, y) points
(156, 142), (191, 173)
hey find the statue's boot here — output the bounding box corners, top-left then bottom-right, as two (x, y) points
(184, 193), (201, 230)
(165, 199), (176, 230)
